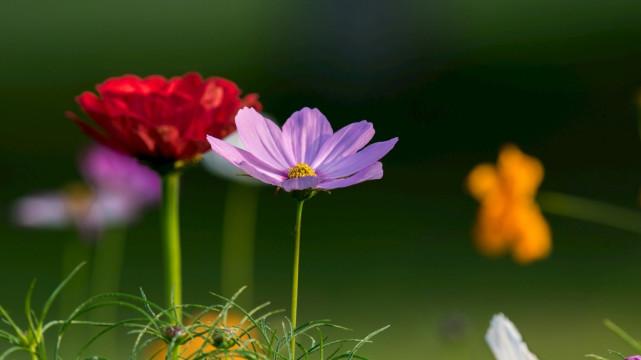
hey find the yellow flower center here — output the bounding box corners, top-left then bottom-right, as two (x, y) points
(63, 183), (94, 219)
(287, 162), (317, 179)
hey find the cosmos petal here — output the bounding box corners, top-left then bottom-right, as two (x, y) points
(467, 164), (499, 200)
(318, 137), (398, 179)
(512, 206), (551, 264)
(207, 135), (286, 186)
(203, 132), (261, 185)
(282, 107), (333, 164)
(236, 108), (295, 168)
(85, 191), (139, 227)
(12, 193), (70, 228)
(498, 144), (544, 197)
(281, 176), (320, 192)
(318, 162), (383, 190)
(80, 144), (161, 205)
(312, 121), (374, 168)
(485, 314), (538, 360)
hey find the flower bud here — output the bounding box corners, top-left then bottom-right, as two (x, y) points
(164, 325), (186, 342)
(212, 327), (236, 349)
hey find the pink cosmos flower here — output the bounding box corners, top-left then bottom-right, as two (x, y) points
(12, 186), (136, 239)
(202, 131), (260, 186)
(206, 107), (398, 192)
(12, 145), (160, 239)
(80, 144), (161, 207)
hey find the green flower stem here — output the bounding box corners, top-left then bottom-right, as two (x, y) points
(60, 237), (89, 319)
(29, 345), (38, 360)
(538, 191), (641, 234)
(162, 172), (183, 322)
(90, 228), (126, 354)
(604, 319), (641, 352)
(33, 342), (46, 360)
(30, 346), (41, 360)
(290, 200), (305, 358)
(58, 238), (89, 359)
(221, 183), (259, 303)
(91, 227), (125, 297)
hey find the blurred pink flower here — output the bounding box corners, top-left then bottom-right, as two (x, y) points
(12, 145), (160, 239)
(13, 192), (70, 229)
(81, 144), (161, 206)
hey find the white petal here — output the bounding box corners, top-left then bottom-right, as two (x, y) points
(12, 193), (70, 228)
(85, 191), (138, 227)
(485, 314), (538, 360)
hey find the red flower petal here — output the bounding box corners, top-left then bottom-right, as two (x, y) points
(69, 73), (261, 166)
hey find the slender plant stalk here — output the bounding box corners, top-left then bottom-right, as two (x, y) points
(91, 227), (126, 296)
(290, 200), (305, 358)
(637, 105), (641, 141)
(40, 341), (47, 360)
(162, 172), (183, 321)
(539, 191), (641, 234)
(59, 241), (89, 360)
(30, 347), (45, 360)
(29, 344), (39, 360)
(221, 183), (259, 303)
(604, 319), (641, 352)
(60, 237), (90, 318)
(90, 228), (126, 355)
(35, 342), (47, 360)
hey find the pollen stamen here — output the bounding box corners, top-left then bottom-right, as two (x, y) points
(287, 163), (317, 179)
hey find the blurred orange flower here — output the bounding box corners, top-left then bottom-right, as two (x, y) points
(466, 144), (551, 264)
(148, 312), (252, 359)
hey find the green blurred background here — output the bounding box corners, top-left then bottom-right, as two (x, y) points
(3, 0), (641, 358)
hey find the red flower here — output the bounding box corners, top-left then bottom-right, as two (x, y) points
(67, 73), (262, 171)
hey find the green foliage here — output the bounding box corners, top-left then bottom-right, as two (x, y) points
(603, 319), (641, 353)
(0, 269), (388, 359)
(67, 287), (388, 359)
(0, 263), (86, 359)
(585, 350), (626, 360)
(586, 319), (641, 360)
